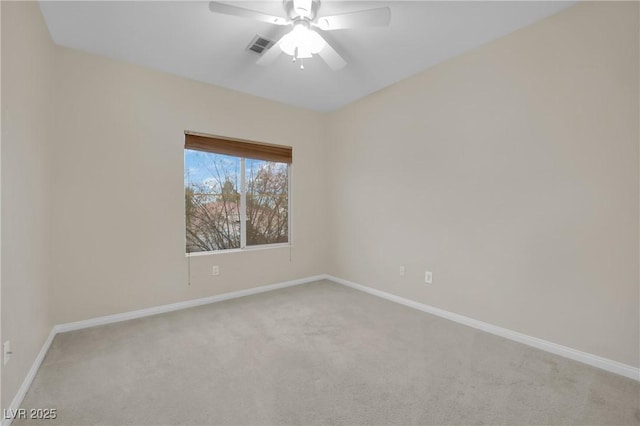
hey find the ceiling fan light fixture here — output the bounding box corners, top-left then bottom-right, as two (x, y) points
(297, 46), (313, 59)
(307, 30), (326, 53)
(280, 22), (326, 59)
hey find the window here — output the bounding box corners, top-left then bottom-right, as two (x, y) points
(184, 132), (291, 254)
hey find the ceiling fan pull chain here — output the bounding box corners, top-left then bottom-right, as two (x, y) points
(293, 47), (297, 62)
(300, 58), (304, 70)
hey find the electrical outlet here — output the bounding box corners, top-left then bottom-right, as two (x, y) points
(3, 341), (11, 365)
(212, 265), (219, 276)
(425, 271), (433, 284)
(399, 266), (405, 277)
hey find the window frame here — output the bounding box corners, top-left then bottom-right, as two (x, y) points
(184, 148), (292, 257)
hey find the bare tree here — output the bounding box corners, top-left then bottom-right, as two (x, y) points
(246, 161), (288, 246)
(185, 155), (288, 253)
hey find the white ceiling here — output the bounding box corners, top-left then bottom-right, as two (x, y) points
(39, 1), (575, 112)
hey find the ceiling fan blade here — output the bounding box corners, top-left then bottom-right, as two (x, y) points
(256, 37), (284, 66)
(317, 40), (346, 71)
(316, 7), (391, 31)
(209, 2), (289, 26)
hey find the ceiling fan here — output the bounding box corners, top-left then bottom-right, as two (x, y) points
(209, 0), (391, 70)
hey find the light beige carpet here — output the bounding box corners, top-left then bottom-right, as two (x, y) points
(15, 280), (640, 425)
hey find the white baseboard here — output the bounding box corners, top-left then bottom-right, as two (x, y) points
(2, 328), (56, 426)
(3, 272), (638, 425)
(55, 275), (325, 333)
(325, 275), (640, 381)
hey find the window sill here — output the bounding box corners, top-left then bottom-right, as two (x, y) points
(185, 243), (291, 257)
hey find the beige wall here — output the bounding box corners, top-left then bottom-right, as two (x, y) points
(327, 1), (639, 368)
(49, 46), (329, 324)
(1, 1), (56, 410)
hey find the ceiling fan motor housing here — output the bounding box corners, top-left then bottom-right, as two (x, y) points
(284, 0), (321, 21)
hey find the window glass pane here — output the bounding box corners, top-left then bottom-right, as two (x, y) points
(245, 159), (289, 246)
(185, 150), (241, 252)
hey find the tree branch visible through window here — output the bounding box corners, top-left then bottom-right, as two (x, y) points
(185, 150), (289, 253)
